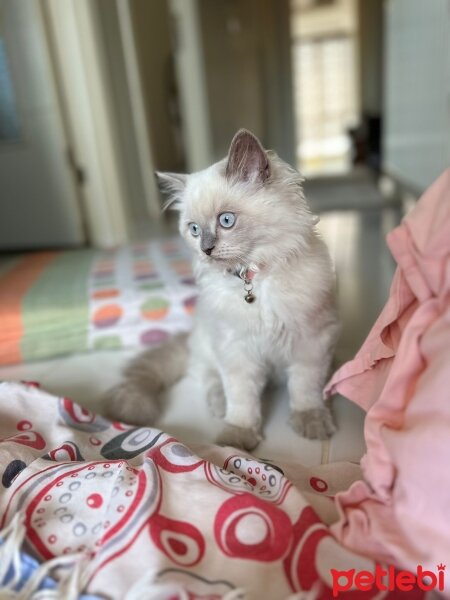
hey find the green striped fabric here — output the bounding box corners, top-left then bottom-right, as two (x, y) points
(21, 250), (95, 362)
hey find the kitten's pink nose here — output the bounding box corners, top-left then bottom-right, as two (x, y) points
(203, 246), (215, 256)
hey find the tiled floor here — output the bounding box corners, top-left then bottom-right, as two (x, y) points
(0, 174), (398, 467)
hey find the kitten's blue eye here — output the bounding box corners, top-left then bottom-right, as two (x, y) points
(219, 212), (236, 228)
(189, 223), (201, 237)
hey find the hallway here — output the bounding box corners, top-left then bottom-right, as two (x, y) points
(308, 172), (399, 365)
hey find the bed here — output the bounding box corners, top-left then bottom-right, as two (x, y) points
(0, 238), (196, 366)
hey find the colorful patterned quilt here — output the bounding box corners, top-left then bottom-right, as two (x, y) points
(0, 382), (435, 599)
(0, 238), (196, 365)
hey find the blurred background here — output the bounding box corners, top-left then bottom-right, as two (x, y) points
(1, 0), (449, 248)
(0, 0), (449, 360)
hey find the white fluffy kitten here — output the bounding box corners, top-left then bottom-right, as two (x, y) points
(104, 129), (340, 450)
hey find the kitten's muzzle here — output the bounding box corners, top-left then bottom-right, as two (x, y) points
(200, 231), (216, 256)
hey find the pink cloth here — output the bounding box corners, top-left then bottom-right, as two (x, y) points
(325, 169), (450, 588)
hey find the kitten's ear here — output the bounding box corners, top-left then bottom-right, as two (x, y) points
(155, 172), (187, 210)
(225, 129), (270, 184)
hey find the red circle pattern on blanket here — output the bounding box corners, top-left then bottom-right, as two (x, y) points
(0, 385), (431, 599)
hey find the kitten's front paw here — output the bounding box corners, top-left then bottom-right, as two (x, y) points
(217, 424), (262, 451)
(290, 406), (336, 440)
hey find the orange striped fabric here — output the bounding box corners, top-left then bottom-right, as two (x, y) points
(0, 252), (57, 365)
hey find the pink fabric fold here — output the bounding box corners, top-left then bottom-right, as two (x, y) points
(324, 168), (450, 590)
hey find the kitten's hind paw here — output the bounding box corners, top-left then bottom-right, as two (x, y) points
(290, 406), (336, 440)
(206, 385), (226, 419)
(217, 424), (262, 451)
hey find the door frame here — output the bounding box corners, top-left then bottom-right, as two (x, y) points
(41, 0), (139, 247)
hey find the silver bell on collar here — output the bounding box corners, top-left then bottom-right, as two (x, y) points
(240, 268), (256, 303)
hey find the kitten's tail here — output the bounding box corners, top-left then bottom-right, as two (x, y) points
(101, 333), (189, 426)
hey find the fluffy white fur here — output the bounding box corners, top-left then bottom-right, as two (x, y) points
(103, 130), (340, 450)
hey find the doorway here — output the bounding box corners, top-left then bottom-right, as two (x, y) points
(0, 0), (84, 250)
(290, 0), (359, 176)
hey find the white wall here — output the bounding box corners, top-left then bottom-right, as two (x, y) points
(169, 0), (213, 172)
(383, 0), (450, 191)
